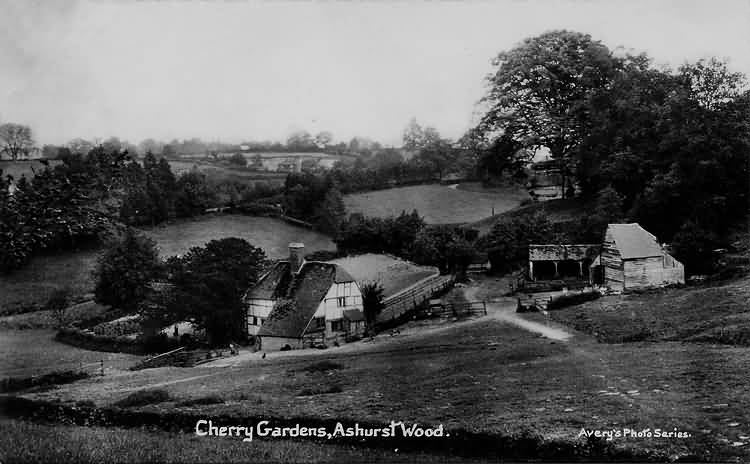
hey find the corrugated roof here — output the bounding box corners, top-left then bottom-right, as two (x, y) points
(608, 223), (663, 259)
(258, 262), (342, 339)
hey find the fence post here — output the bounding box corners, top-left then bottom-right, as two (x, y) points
(483, 302), (487, 315)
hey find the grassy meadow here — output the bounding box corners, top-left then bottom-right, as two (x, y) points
(23, 304), (750, 461)
(343, 183), (529, 224)
(0, 418), (481, 464)
(0, 329), (140, 378)
(0, 215), (335, 313)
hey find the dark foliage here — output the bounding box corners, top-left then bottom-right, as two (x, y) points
(113, 389), (172, 408)
(0, 370), (90, 394)
(547, 290), (601, 311)
(94, 230), (162, 311)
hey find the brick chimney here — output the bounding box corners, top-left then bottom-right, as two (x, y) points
(288, 242), (305, 275)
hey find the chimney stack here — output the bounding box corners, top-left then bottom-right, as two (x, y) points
(288, 242), (305, 275)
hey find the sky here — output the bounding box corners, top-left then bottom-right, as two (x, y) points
(1, 0), (749, 147)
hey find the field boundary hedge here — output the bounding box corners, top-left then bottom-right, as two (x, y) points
(0, 395), (668, 462)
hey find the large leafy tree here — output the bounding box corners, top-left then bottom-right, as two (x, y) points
(360, 281), (385, 330)
(0, 123), (34, 160)
(166, 238), (266, 346)
(94, 230), (162, 311)
(477, 30), (619, 197)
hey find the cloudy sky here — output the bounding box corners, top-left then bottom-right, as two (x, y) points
(1, 0), (748, 146)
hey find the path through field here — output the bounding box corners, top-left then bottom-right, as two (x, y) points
(463, 287), (573, 341)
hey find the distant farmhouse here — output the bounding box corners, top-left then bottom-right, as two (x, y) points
(529, 223), (684, 291)
(244, 243), (365, 351)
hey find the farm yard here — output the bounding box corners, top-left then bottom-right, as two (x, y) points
(328, 253), (438, 297)
(343, 183), (529, 224)
(0, 215), (335, 313)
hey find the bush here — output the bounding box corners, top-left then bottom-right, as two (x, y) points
(176, 395), (225, 407)
(0, 370), (90, 394)
(137, 333), (181, 355)
(114, 389), (172, 408)
(547, 290), (601, 310)
(297, 385), (343, 396)
(302, 360), (343, 373)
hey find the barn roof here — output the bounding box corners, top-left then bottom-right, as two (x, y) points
(607, 223), (663, 259)
(258, 262), (347, 339)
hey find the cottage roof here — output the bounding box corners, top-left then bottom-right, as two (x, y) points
(247, 262), (292, 299)
(343, 309), (365, 322)
(607, 223), (663, 259)
(258, 262), (348, 339)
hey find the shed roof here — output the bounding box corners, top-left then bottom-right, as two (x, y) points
(607, 223), (663, 259)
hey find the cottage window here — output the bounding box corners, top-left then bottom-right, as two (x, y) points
(330, 320), (343, 331)
(314, 317), (325, 329)
(337, 297), (346, 307)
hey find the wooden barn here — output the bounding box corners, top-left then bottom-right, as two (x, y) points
(591, 223), (684, 291)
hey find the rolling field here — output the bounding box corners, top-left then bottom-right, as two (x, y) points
(343, 183), (529, 224)
(0, 215), (335, 312)
(24, 315), (750, 461)
(328, 254), (438, 297)
(167, 160), (287, 186)
(0, 329), (139, 378)
(0, 417), (483, 464)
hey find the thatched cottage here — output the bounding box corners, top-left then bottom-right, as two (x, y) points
(243, 243), (365, 351)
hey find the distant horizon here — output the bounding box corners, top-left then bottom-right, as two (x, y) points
(2, 0), (748, 146)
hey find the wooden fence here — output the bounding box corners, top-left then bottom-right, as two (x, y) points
(420, 301), (487, 319)
(377, 274), (455, 323)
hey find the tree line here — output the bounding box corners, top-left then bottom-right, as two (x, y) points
(465, 30), (749, 273)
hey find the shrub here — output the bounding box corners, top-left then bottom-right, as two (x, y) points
(137, 333), (180, 355)
(176, 395), (225, 407)
(297, 385), (342, 396)
(114, 389), (172, 408)
(303, 360), (343, 373)
(547, 290), (601, 310)
(0, 370), (90, 394)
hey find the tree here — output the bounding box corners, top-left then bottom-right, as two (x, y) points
(166, 238), (266, 345)
(446, 238), (476, 281)
(402, 118), (426, 150)
(46, 287), (71, 328)
(360, 281), (385, 331)
(477, 30), (619, 197)
(94, 230), (162, 311)
(314, 186), (346, 235)
(483, 211), (553, 272)
(175, 170), (214, 217)
(66, 138), (94, 156)
(0, 123), (34, 160)
(314, 131), (333, 149)
(228, 152), (248, 166)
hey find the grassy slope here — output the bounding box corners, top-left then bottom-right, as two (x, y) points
(0, 418), (482, 464)
(343, 184), (529, 224)
(26, 318), (750, 461)
(469, 197), (584, 235)
(547, 275), (750, 345)
(0, 329), (140, 377)
(0, 215), (335, 313)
